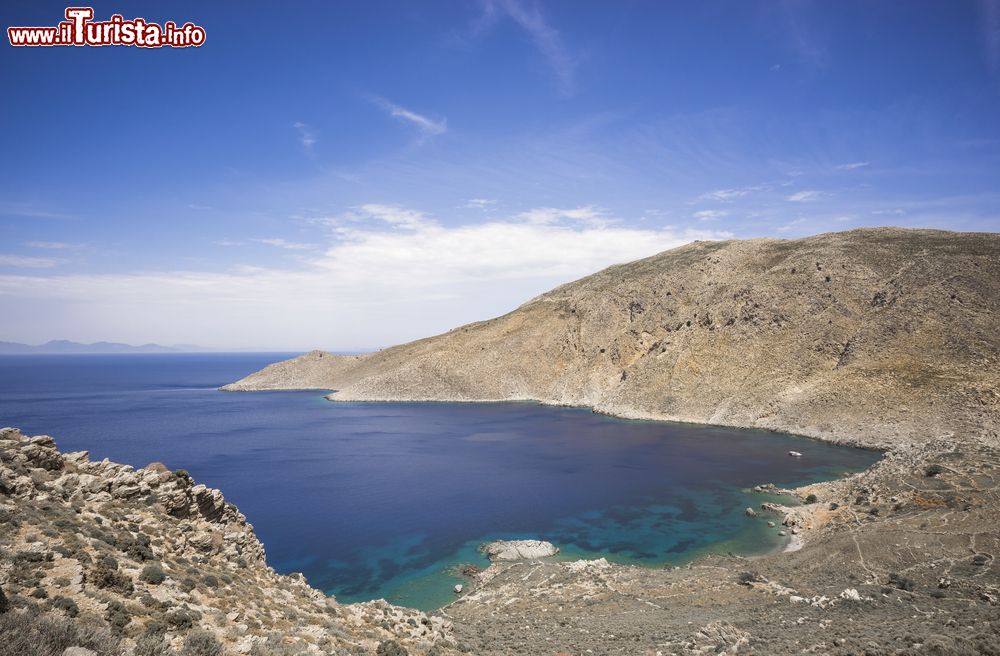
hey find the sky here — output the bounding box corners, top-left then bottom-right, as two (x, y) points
(1, 1), (999, 350)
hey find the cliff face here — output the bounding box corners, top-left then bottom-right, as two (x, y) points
(223, 228), (1000, 449)
(0, 428), (457, 656)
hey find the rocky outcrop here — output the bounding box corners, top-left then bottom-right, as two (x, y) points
(223, 228), (1000, 452)
(0, 428), (458, 655)
(480, 540), (559, 562)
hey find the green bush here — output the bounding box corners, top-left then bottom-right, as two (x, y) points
(135, 630), (174, 656)
(180, 630), (223, 656)
(166, 609), (195, 631)
(804, 494), (818, 504)
(91, 564), (134, 595)
(925, 464), (944, 477)
(888, 572), (914, 592)
(104, 599), (132, 633)
(49, 596), (79, 618)
(141, 563), (166, 585)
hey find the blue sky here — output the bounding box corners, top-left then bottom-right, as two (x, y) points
(2, 1), (999, 349)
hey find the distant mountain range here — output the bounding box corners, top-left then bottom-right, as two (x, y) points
(0, 340), (192, 354)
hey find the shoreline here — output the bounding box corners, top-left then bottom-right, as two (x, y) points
(225, 383), (882, 572)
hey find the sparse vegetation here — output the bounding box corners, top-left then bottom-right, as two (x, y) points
(0, 608), (122, 656)
(888, 572), (915, 592)
(180, 630), (224, 656)
(141, 563), (167, 585)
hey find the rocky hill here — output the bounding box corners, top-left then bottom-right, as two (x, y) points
(0, 427), (458, 656)
(223, 228), (1000, 450)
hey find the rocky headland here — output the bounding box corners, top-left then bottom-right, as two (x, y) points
(0, 427), (459, 656)
(222, 228), (1000, 653)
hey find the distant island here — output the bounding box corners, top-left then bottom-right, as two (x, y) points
(0, 340), (188, 354)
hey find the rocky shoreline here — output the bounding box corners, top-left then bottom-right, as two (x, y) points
(0, 427), (460, 656)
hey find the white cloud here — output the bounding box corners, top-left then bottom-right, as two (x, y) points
(25, 241), (80, 250)
(251, 238), (318, 250)
(836, 161), (869, 171)
(0, 206), (731, 349)
(693, 210), (728, 221)
(0, 255), (63, 268)
(464, 198), (497, 209)
(370, 97), (447, 137)
(293, 122), (316, 150)
(786, 190), (824, 202)
(777, 218), (808, 232)
(512, 206), (612, 227)
(698, 185), (767, 201)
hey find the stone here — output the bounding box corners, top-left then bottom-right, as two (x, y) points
(481, 539), (559, 561)
(767, 521), (776, 528)
(745, 507), (758, 517)
(454, 584), (463, 594)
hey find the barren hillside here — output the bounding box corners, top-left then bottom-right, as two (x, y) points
(224, 228), (1000, 449)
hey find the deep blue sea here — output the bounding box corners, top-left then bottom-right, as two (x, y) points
(0, 354), (880, 609)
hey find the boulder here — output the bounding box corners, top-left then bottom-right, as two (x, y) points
(745, 507), (758, 517)
(481, 539), (559, 561)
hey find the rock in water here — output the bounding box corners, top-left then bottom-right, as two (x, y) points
(481, 540), (559, 561)
(454, 584), (463, 594)
(745, 507), (758, 517)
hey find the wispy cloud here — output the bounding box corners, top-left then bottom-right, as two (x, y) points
(0, 205), (76, 220)
(370, 97), (447, 137)
(786, 190), (824, 202)
(513, 206), (613, 227)
(251, 238), (318, 250)
(981, 0), (1000, 72)
(293, 122), (316, 150)
(772, 0), (829, 69)
(698, 185), (768, 201)
(24, 241), (82, 250)
(464, 198), (498, 209)
(777, 218), (809, 232)
(693, 210), (729, 221)
(836, 161), (869, 171)
(475, 0), (578, 94)
(0, 255), (63, 268)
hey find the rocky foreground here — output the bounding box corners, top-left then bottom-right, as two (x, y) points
(0, 427), (459, 656)
(220, 228), (1000, 654)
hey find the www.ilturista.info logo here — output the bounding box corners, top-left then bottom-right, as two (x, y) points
(7, 7), (206, 48)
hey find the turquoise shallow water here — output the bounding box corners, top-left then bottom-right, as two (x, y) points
(0, 354), (881, 610)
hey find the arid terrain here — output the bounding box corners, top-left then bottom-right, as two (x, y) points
(3, 228), (998, 655)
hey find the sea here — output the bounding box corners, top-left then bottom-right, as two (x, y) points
(0, 353), (881, 610)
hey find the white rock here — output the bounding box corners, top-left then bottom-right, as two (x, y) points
(453, 584), (463, 594)
(481, 539), (559, 561)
